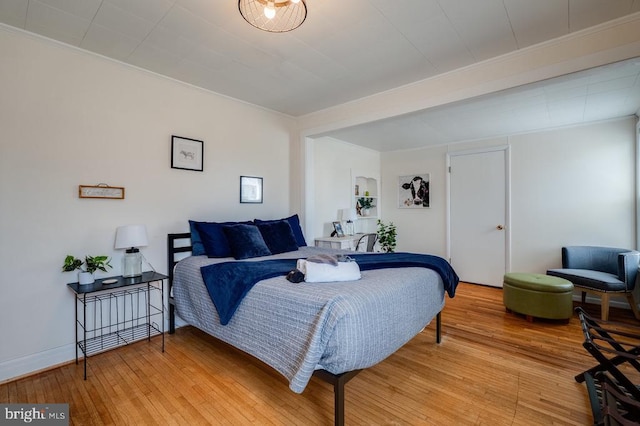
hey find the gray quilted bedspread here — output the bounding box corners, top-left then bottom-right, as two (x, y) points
(172, 247), (446, 393)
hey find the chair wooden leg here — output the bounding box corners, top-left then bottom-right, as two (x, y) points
(626, 292), (640, 320)
(581, 291), (587, 305)
(600, 293), (610, 322)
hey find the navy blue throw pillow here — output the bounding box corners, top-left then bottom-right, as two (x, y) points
(222, 224), (272, 259)
(195, 221), (239, 258)
(189, 220), (206, 256)
(257, 220), (299, 254)
(285, 214), (307, 247)
(255, 214), (307, 247)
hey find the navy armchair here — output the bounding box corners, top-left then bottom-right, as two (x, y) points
(547, 246), (640, 321)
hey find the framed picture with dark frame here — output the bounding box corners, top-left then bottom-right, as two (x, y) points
(240, 176), (263, 203)
(171, 135), (203, 171)
(332, 221), (345, 237)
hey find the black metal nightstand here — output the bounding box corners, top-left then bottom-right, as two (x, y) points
(67, 271), (167, 379)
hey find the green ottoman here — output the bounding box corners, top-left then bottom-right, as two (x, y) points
(503, 273), (574, 321)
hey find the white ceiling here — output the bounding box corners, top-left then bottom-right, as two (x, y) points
(1, 0), (640, 151)
(317, 57), (640, 150)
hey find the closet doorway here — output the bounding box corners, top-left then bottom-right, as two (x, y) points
(448, 147), (510, 287)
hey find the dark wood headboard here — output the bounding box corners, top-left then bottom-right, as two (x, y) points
(167, 232), (192, 333)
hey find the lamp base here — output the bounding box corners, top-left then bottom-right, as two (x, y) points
(122, 249), (142, 278)
(344, 220), (355, 236)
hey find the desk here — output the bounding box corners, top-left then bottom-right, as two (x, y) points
(314, 234), (363, 250)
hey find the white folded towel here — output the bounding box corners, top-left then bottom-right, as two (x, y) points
(296, 259), (361, 283)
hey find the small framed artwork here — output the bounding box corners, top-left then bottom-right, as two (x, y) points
(398, 174), (430, 208)
(240, 176), (263, 203)
(332, 221), (345, 237)
(171, 135), (203, 171)
(78, 184), (125, 199)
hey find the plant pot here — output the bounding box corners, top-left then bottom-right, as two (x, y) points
(362, 208), (370, 217)
(78, 271), (94, 285)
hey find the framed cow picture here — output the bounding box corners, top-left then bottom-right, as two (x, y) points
(398, 174), (430, 208)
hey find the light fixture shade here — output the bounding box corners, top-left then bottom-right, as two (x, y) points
(239, 0), (307, 33)
(114, 225), (148, 250)
(340, 208), (358, 222)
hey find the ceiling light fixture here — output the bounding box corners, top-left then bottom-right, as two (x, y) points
(238, 0), (307, 33)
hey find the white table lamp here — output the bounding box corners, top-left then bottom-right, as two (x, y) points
(114, 225), (148, 277)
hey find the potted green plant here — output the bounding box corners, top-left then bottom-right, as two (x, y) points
(376, 220), (397, 253)
(62, 255), (112, 285)
(357, 197), (375, 216)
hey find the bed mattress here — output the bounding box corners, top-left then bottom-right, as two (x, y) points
(172, 246), (446, 393)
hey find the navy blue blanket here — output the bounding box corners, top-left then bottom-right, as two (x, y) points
(201, 252), (459, 325)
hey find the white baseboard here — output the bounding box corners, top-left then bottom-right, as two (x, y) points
(0, 344), (76, 384)
(0, 318), (186, 384)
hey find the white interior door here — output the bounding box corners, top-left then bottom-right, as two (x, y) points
(449, 148), (508, 287)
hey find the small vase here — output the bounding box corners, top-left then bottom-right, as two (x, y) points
(78, 271), (94, 285)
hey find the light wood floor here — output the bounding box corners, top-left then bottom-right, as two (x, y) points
(2, 282), (640, 425)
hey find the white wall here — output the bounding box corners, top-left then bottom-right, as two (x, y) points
(380, 118), (637, 274)
(510, 119), (636, 271)
(382, 145), (450, 257)
(0, 28), (297, 382)
(308, 137), (380, 240)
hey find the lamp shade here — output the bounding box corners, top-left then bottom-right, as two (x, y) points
(114, 225), (148, 250)
(340, 208), (358, 222)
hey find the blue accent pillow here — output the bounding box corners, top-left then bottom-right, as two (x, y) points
(194, 221), (248, 258)
(222, 224), (272, 259)
(257, 220), (298, 254)
(286, 214), (307, 247)
(189, 220), (206, 256)
(255, 214), (307, 247)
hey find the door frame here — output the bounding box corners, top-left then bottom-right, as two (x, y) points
(446, 145), (512, 282)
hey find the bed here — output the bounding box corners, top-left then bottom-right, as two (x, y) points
(167, 218), (458, 425)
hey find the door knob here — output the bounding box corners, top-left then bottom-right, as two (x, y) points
(496, 225), (504, 230)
